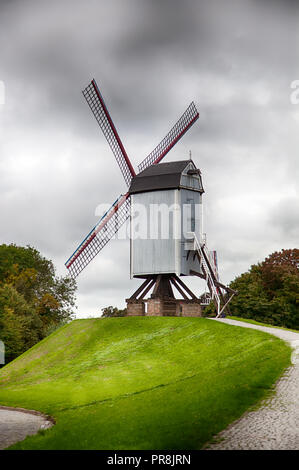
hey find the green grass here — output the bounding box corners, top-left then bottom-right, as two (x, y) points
(0, 317), (291, 450)
(227, 316), (299, 333)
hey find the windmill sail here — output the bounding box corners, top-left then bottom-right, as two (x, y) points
(138, 102), (199, 173)
(83, 80), (136, 187)
(65, 193), (130, 278)
(66, 81), (200, 279)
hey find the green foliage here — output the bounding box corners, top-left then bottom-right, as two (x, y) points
(0, 244), (77, 362)
(0, 317), (291, 450)
(101, 305), (127, 317)
(229, 249), (299, 329)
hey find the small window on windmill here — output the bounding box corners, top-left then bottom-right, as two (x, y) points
(181, 164), (203, 192)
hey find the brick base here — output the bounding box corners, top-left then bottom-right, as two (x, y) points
(180, 301), (202, 317)
(147, 298), (163, 316)
(126, 301), (145, 316)
(126, 299), (201, 317)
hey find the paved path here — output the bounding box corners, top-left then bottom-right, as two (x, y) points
(0, 406), (53, 450)
(205, 318), (299, 450)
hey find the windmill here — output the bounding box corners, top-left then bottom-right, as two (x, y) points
(65, 79), (236, 317)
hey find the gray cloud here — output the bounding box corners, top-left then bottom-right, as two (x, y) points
(0, 0), (298, 316)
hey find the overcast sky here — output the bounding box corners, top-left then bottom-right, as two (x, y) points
(0, 0), (298, 317)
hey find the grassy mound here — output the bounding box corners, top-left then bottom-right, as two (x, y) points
(0, 317), (291, 449)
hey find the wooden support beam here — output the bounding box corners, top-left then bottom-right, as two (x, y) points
(170, 277), (189, 300)
(151, 275), (162, 298)
(190, 269), (206, 280)
(130, 277), (153, 300)
(173, 275), (198, 300)
(166, 278), (174, 298)
(139, 278), (156, 300)
(190, 269), (236, 295)
(200, 245), (218, 283)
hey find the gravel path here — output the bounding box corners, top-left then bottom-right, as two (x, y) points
(0, 406), (53, 450)
(205, 318), (299, 450)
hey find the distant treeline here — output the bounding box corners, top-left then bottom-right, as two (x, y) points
(206, 248), (299, 330)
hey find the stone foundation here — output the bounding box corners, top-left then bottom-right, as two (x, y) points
(180, 301), (202, 317)
(126, 300), (145, 316)
(126, 274), (203, 317)
(126, 299), (201, 317)
(147, 298), (163, 316)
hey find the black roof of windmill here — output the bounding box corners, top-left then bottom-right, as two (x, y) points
(129, 160), (204, 194)
(65, 79), (199, 278)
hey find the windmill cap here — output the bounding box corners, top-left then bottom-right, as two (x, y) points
(129, 160), (204, 195)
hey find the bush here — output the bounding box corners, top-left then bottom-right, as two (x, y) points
(101, 306), (127, 317)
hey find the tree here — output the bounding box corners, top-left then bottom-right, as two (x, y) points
(228, 248), (299, 329)
(101, 306), (127, 317)
(0, 244), (77, 363)
(260, 249), (299, 299)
